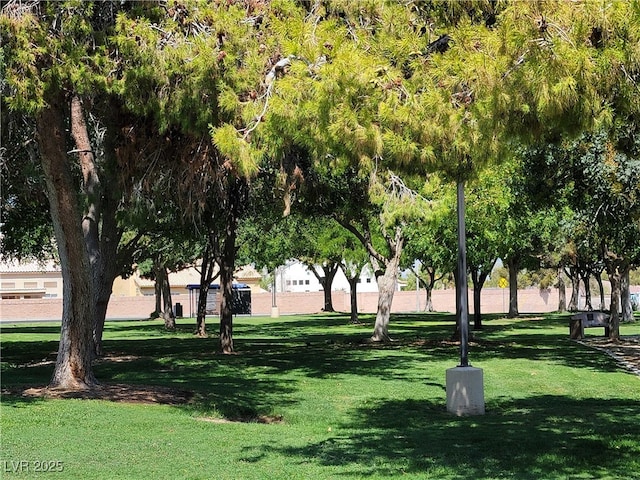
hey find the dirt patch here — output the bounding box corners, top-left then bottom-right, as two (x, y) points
(6, 383), (193, 405)
(3, 385), (286, 423)
(196, 414), (284, 424)
(95, 354), (146, 363)
(578, 335), (640, 377)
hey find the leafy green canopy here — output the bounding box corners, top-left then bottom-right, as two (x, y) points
(1, 1), (289, 179)
(213, 0), (505, 182)
(211, 0), (640, 187)
(495, 0), (640, 142)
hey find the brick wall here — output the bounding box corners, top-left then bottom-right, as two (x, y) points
(254, 288), (566, 316)
(0, 287), (574, 322)
(0, 296), (157, 322)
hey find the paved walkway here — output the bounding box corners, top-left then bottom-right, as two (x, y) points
(579, 336), (640, 377)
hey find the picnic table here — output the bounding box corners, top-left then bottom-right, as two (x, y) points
(569, 311), (610, 339)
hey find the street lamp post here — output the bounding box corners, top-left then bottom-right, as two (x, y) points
(445, 180), (485, 415)
(457, 181), (469, 367)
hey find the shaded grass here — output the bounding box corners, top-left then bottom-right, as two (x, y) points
(1, 313), (639, 479)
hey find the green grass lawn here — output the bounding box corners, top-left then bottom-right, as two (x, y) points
(1, 313), (639, 479)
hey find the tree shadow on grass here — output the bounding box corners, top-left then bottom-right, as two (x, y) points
(2, 353), (299, 423)
(0, 325), (62, 335)
(0, 393), (47, 408)
(90, 339), (440, 417)
(266, 395), (640, 479)
(2, 314), (635, 427)
(0, 339), (59, 364)
(2, 316), (629, 388)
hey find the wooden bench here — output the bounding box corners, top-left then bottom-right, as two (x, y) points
(569, 311), (610, 339)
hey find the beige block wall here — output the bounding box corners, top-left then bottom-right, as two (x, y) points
(254, 288), (565, 316)
(0, 287), (570, 322)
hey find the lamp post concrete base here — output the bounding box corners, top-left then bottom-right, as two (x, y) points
(446, 366), (485, 416)
(270, 306), (280, 318)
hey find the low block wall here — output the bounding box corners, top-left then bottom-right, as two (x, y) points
(254, 287), (563, 316)
(0, 287), (569, 322)
(0, 296), (158, 322)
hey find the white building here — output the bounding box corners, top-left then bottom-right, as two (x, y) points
(274, 260), (397, 294)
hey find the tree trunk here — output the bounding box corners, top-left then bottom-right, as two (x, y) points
(196, 247), (217, 337)
(506, 256), (520, 318)
(416, 267), (437, 312)
(90, 225), (122, 357)
(92, 186), (130, 353)
(219, 229), (236, 354)
(93, 283), (110, 356)
(470, 268), (490, 330)
(70, 95), (107, 356)
(607, 270), (621, 341)
(196, 284), (209, 337)
(160, 266), (176, 330)
(38, 92), (96, 390)
(69, 95), (124, 357)
(347, 276), (359, 324)
(621, 269), (633, 322)
(372, 266), (396, 342)
(557, 267), (567, 312)
(424, 282), (434, 312)
(565, 266), (579, 311)
(321, 263), (339, 312)
(219, 177), (244, 354)
(340, 262), (363, 324)
(154, 270), (162, 315)
(308, 262), (339, 312)
(336, 219), (403, 343)
(371, 229), (403, 342)
(581, 270), (593, 311)
(472, 285), (482, 330)
(596, 274), (606, 311)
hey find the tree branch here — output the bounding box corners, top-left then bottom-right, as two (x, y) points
(335, 217), (387, 268)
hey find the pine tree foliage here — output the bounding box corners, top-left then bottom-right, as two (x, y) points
(495, 0), (640, 142)
(3, 0), (640, 352)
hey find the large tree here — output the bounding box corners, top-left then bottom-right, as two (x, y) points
(336, 171), (425, 342)
(494, 156), (561, 318)
(290, 215), (345, 312)
(1, 2), (167, 368)
(465, 165), (516, 329)
(36, 88), (97, 389)
(493, 0), (640, 329)
(215, 1), (506, 342)
(109, 1), (280, 352)
(1, 1), (130, 386)
(2, 0), (284, 372)
(136, 224), (200, 330)
(550, 131), (640, 338)
(338, 227), (370, 324)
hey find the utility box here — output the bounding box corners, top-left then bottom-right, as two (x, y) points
(186, 283), (251, 317)
(231, 286), (252, 315)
